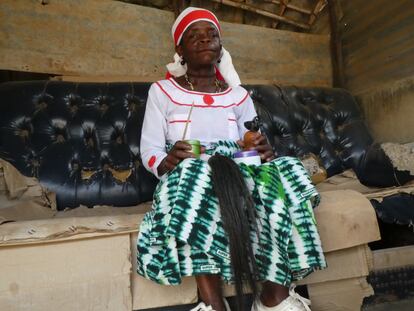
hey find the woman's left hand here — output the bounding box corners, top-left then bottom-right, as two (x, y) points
(238, 132), (275, 162)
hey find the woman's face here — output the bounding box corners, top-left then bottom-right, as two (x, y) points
(177, 21), (221, 67)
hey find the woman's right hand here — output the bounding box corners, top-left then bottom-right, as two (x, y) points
(157, 141), (195, 176)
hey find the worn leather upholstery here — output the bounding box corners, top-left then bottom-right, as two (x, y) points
(0, 81), (374, 210)
(245, 85), (373, 176)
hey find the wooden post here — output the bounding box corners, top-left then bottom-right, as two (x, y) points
(328, 0), (345, 87)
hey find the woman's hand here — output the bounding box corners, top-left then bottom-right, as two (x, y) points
(157, 141), (201, 176)
(238, 132), (275, 162)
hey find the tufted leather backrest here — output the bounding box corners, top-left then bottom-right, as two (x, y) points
(0, 81), (373, 209)
(245, 85), (373, 176)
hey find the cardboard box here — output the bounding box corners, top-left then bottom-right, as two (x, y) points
(317, 169), (414, 202)
(308, 277), (374, 311)
(0, 235), (132, 311)
(0, 230), (199, 311)
(223, 244), (373, 298)
(372, 245), (414, 270)
(313, 190), (380, 252)
(130, 232), (198, 310)
(298, 244), (373, 285)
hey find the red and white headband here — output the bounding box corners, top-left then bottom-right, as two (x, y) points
(172, 7), (221, 46)
(166, 7), (241, 87)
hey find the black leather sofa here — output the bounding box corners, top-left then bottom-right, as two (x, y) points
(0, 81), (385, 208)
(1, 81), (412, 213)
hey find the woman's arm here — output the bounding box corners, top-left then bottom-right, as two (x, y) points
(140, 85), (169, 179)
(140, 84), (195, 178)
(235, 94), (257, 140)
(235, 92), (275, 162)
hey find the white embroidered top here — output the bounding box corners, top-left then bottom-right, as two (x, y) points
(140, 78), (257, 178)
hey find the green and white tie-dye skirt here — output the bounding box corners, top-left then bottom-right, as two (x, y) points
(137, 140), (326, 286)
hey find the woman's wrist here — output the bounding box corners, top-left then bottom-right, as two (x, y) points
(157, 157), (169, 176)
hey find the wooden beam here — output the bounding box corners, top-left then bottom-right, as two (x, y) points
(172, 0), (190, 17)
(0, 0), (331, 86)
(309, 0), (328, 25)
(263, 0), (312, 15)
(211, 0), (310, 29)
(328, 0), (345, 87)
(273, 0), (290, 29)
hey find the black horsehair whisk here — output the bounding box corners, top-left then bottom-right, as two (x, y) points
(208, 154), (260, 311)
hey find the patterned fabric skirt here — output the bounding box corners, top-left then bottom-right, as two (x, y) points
(137, 141), (326, 286)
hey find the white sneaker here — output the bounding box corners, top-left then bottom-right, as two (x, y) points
(190, 302), (215, 311)
(190, 299), (231, 311)
(223, 298), (231, 311)
(252, 284), (311, 311)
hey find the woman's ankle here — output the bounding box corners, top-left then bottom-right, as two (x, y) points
(259, 281), (289, 307)
(196, 275), (225, 311)
(259, 293), (288, 307)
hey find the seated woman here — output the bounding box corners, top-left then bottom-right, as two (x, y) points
(137, 7), (326, 311)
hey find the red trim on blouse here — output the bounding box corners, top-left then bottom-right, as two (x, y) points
(148, 156), (156, 168)
(169, 120), (192, 123)
(156, 82), (249, 109)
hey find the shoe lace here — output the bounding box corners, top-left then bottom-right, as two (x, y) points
(289, 284), (311, 311)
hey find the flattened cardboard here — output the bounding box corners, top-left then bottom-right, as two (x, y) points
(0, 203), (151, 246)
(317, 169), (414, 202)
(298, 245), (372, 285)
(0, 159), (56, 214)
(0, 171), (6, 192)
(315, 190), (380, 252)
(0, 235), (132, 311)
(0, 159), (40, 199)
(316, 170), (373, 193)
(0, 201), (55, 225)
(372, 245), (414, 270)
(224, 244), (373, 296)
(130, 233), (198, 309)
(0, 157), (382, 310)
(0, 213), (144, 246)
(364, 184), (414, 202)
